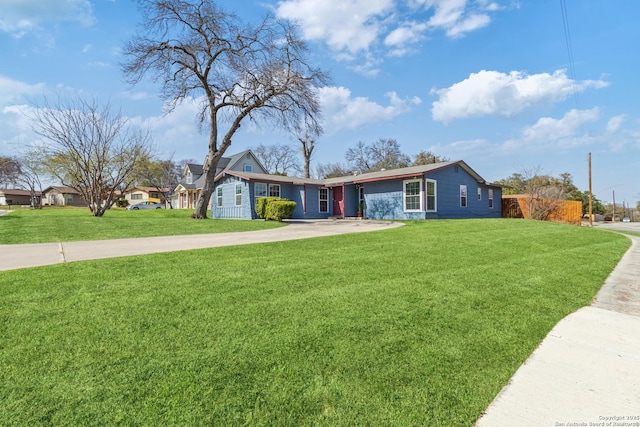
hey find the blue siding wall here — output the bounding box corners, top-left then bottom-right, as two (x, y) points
(425, 167), (501, 219)
(212, 177), (334, 220)
(212, 164), (502, 220)
(211, 176), (253, 219)
(362, 165), (502, 220)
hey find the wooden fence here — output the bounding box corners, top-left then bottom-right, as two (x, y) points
(502, 195), (582, 225)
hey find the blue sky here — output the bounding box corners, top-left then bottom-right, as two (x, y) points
(1, 0), (639, 206)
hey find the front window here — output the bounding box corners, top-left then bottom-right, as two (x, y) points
(460, 185), (467, 208)
(403, 179), (422, 212)
(244, 164), (253, 172)
(186, 171), (193, 184)
(132, 193), (142, 200)
(477, 187), (482, 201)
(255, 183), (267, 198)
(319, 188), (328, 213)
(268, 184), (280, 198)
(235, 184), (242, 206)
(426, 179), (437, 212)
(216, 187), (223, 207)
(489, 189), (494, 208)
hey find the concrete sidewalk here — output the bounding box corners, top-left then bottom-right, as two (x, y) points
(0, 219), (402, 271)
(476, 234), (640, 426)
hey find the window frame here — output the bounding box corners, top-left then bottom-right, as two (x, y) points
(243, 164), (253, 172)
(319, 188), (329, 213)
(235, 183), (242, 206)
(460, 185), (467, 208)
(268, 184), (281, 198)
(255, 183), (267, 198)
(477, 187), (482, 201)
(425, 179), (437, 212)
(488, 189), (494, 209)
(403, 179), (423, 212)
(216, 187), (223, 207)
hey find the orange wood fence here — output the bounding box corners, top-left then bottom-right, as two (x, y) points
(502, 195), (582, 225)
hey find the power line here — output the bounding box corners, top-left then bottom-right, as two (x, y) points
(560, 0), (584, 138)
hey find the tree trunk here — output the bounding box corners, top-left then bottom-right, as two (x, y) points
(194, 155), (218, 218)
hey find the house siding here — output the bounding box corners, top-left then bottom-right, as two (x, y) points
(211, 178), (334, 220)
(212, 161), (502, 221)
(425, 167), (501, 219)
(362, 166), (501, 220)
(211, 176), (252, 219)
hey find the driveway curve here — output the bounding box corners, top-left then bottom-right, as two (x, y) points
(0, 219), (402, 271)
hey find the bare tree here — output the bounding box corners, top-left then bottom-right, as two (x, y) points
(31, 95), (152, 217)
(346, 138), (411, 173)
(0, 156), (20, 187)
(122, 0), (329, 218)
(18, 151), (46, 208)
(252, 143), (301, 175)
(136, 157), (182, 208)
(315, 162), (351, 179)
(298, 132), (316, 178)
(521, 166), (566, 221)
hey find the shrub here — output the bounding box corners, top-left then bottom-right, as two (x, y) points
(255, 197), (296, 221)
(115, 199), (129, 208)
(255, 197), (281, 219)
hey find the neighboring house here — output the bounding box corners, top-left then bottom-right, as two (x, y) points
(122, 186), (169, 206)
(42, 186), (87, 207)
(173, 150), (267, 209)
(212, 160), (503, 220)
(0, 189), (41, 206)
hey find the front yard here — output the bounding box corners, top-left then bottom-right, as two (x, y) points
(0, 219), (630, 425)
(0, 207), (285, 244)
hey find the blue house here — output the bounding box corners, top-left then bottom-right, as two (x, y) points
(211, 160), (502, 220)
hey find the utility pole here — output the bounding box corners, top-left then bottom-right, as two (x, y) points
(589, 153), (593, 227)
(612, 191), (616, 222)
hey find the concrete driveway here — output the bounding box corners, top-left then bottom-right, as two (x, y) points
(0, 219), (403, 271)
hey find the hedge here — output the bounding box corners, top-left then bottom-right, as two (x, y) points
(255, 197), (296, 221)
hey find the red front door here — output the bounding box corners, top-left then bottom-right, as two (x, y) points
(333, 186), (344, 217)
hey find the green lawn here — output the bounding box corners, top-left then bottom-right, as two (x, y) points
(0, 219), (630, 426)
(0, 207), (285, 244)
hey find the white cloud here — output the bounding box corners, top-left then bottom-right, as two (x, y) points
(0, 75), (45, 105)
(500, 108), (600, 153)
(431, 69), (609, 123)
(384, 21), (429, 47)
(318, 86), (421, 133)
(277, 0), (505, 73)
(412, 0), (494, 38)
(0, 0), (95, 37)
(132, 97), (208, 159)
(521, 108), (599, 142)
(276, 0), (394, 54)
(606, 115), (625, 133)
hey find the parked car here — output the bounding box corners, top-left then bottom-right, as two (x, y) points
(126, 201), (164, 210)
(622, 217), (631, 223)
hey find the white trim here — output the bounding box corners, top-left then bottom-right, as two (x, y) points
(403, 178), (422, 212)
(477, 187), (482, 201)
(235, 183), (242, 206)
(425, 179), (437, 212)
(216, 187), (223, 207)
(255, 182), (267, 198)
(489, 188), (494, 209)
(268, 184), (281, 198)
(319, 187), (329, 213)
(460, 184), (467, 208)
